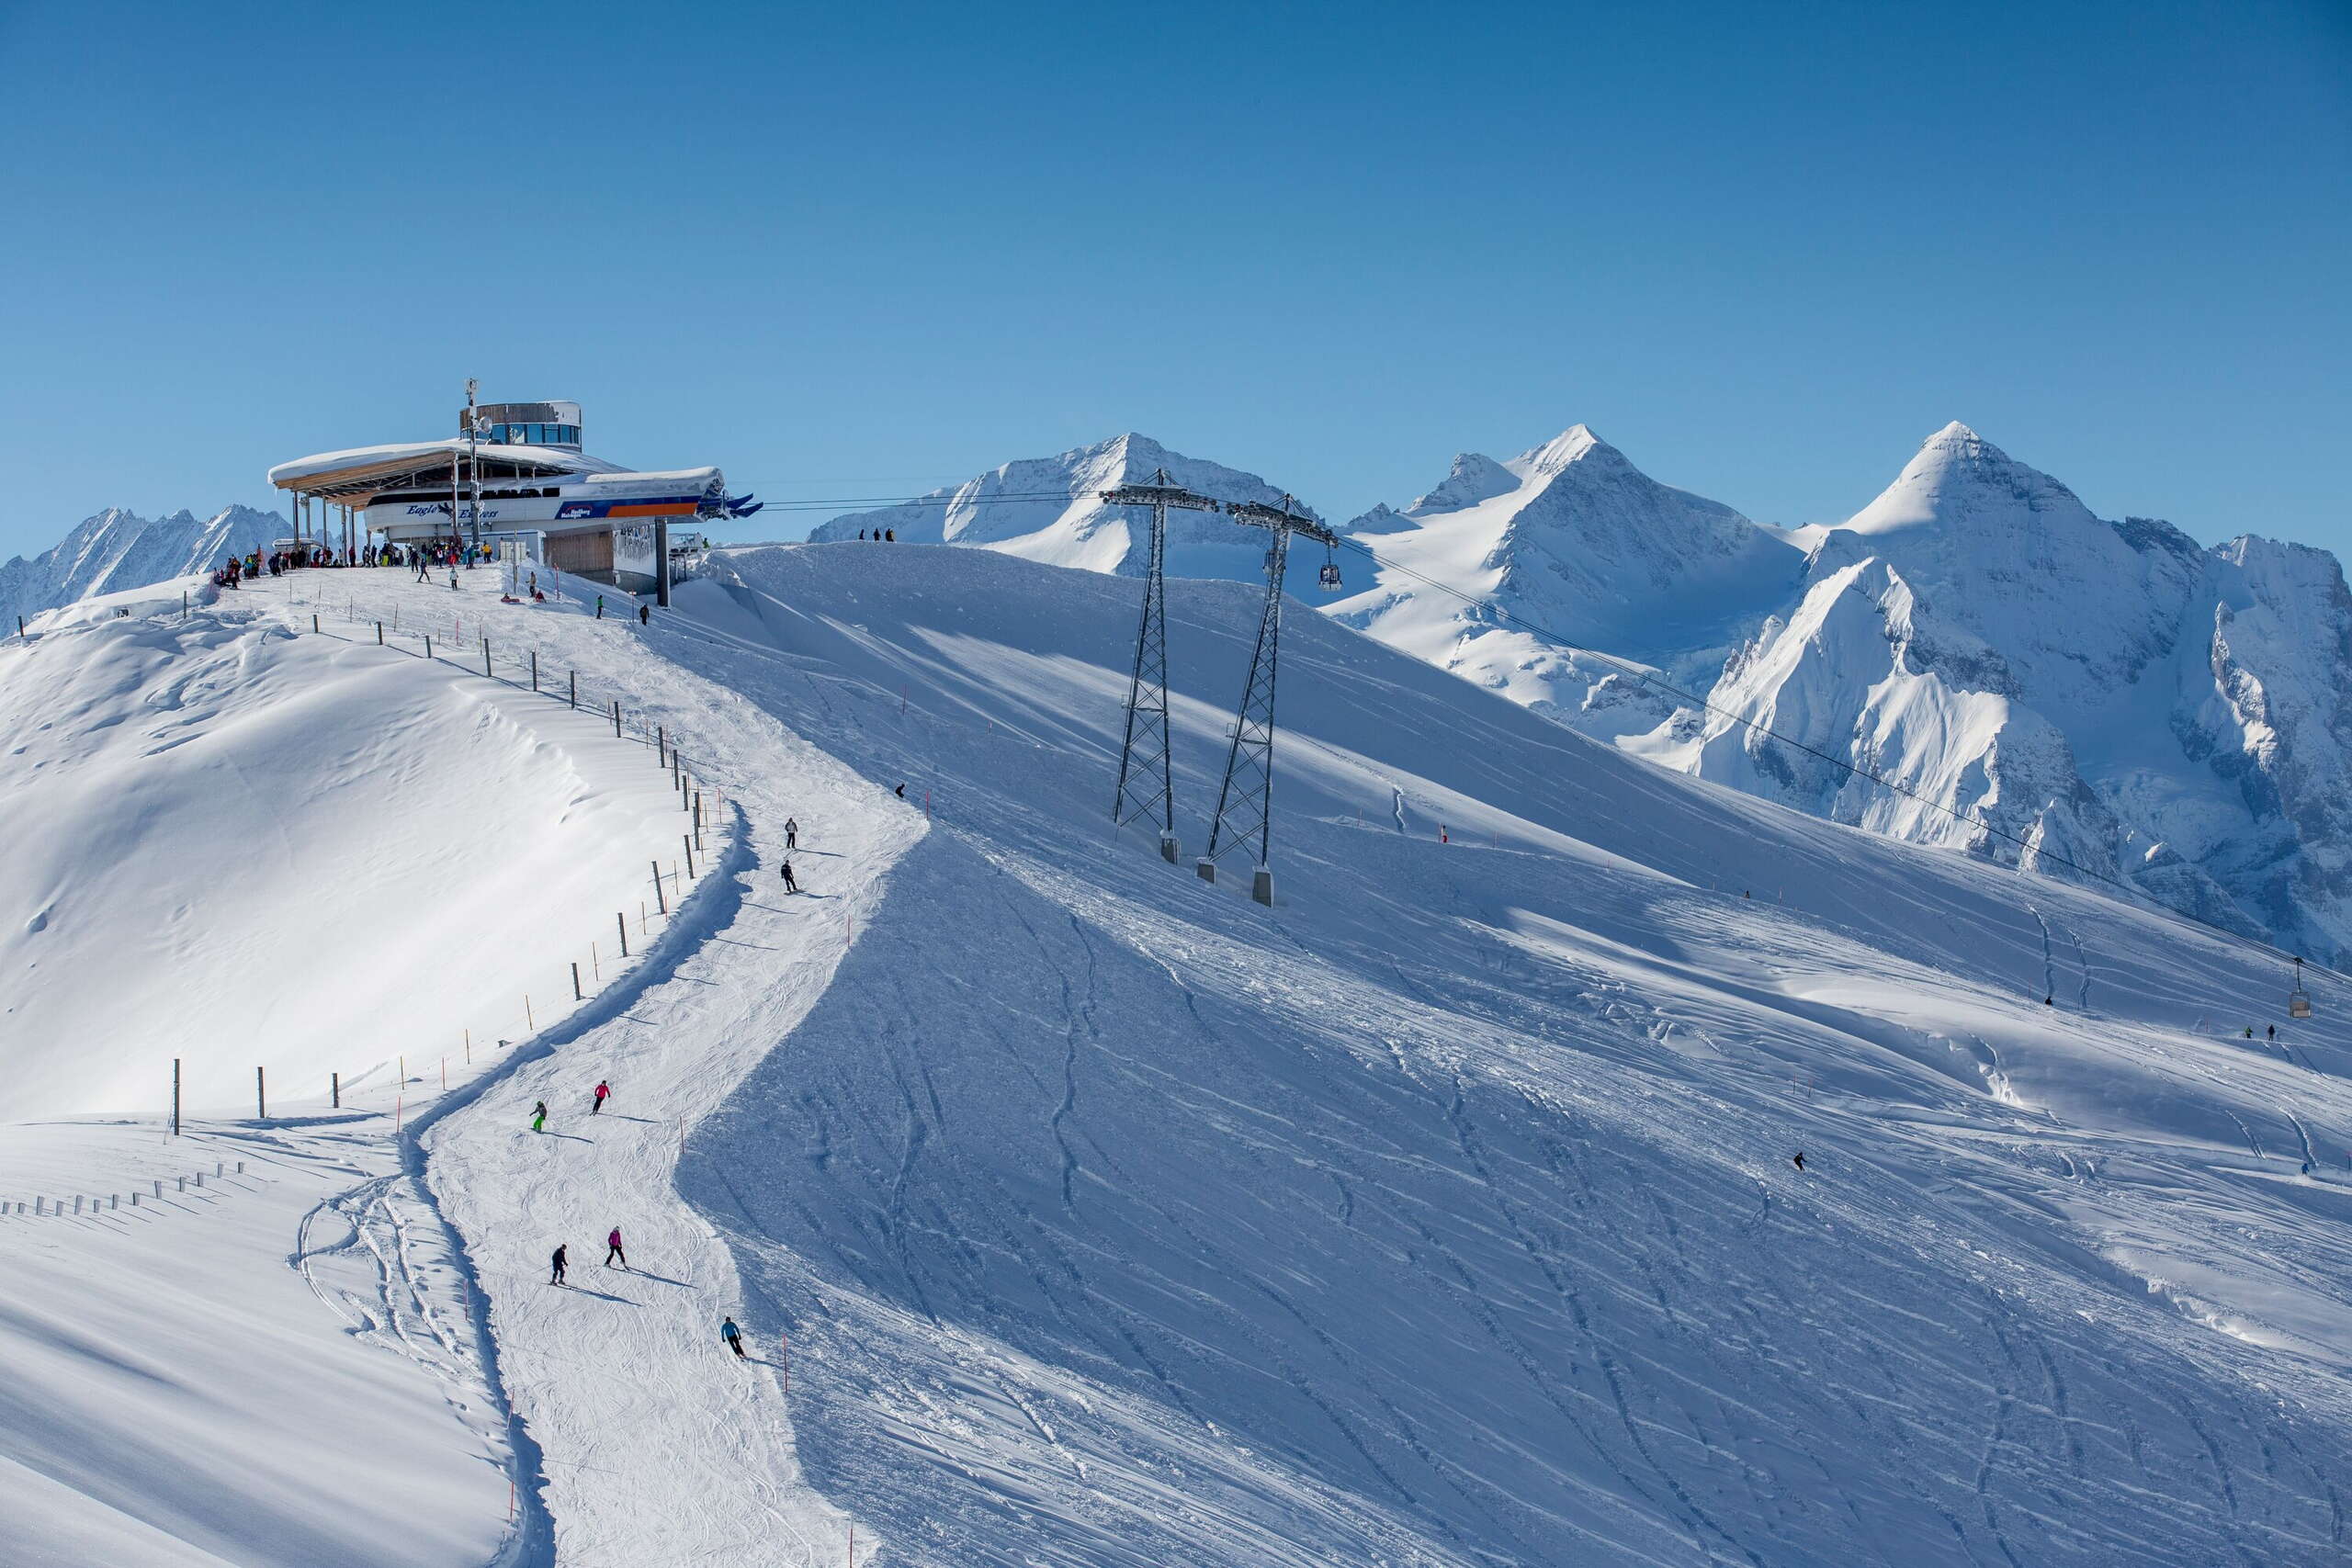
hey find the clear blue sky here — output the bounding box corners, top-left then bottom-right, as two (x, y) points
(1, 0), (2346, 559)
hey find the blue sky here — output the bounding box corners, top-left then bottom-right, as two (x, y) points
(0, 0), (2345, 560)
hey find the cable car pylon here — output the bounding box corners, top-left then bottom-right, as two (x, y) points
(1201, 494), (1339, 906)
(1102, 468), (1219, 863)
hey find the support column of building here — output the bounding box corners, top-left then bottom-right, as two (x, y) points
(655, 517), (671, 607)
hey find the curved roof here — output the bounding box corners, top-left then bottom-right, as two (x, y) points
(268, 439), (627, 498)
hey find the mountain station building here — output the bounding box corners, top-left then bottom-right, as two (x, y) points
(267, 400), (752, 598)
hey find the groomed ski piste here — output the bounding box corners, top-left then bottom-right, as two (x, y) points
(6, 539), (2352, 1565)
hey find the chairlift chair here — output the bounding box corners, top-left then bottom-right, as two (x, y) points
(2290, 956), (2314, 1020)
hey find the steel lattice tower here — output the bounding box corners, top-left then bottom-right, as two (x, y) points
(1200, 495), (1335, 906)
(1102, 469), (1218, 863)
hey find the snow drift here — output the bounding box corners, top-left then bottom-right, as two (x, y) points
(0, 606), (684, 1118)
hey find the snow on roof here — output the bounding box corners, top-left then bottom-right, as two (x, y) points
(267, 440), (627, 489)
(574, 467), (720, 488)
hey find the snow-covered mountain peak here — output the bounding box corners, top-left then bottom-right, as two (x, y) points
(1328, 428), (1801, 698)
(810, 433), (1311, 581)
(1404, 451), (1518, 517)
(1507, 423), (1624, 482)
(2, 502), (284, 629)
(1843, 421), (2098, 539)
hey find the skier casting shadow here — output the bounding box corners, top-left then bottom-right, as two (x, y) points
(549, 1244), (568, 1286)
(605, 1227), (628, 1269)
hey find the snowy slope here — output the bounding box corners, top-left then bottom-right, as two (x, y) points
(0, 1118), (513, 1568)
(14, 541), (2352, 1566)
(809, 434), (1320, 583)
(655, 541), (2352, 1566)
(1, 505), (281, 628)
(0, 598), (687, 1119)
(0, 570), (719, 1567)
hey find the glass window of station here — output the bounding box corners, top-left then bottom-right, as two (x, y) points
(487, 422), (581, 447)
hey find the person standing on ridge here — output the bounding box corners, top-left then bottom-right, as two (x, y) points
(549, 1244), (568, 1285)
(784, 817), (798, 851)
(531, 1100), (548, 1134)
(780, 860), (800, 894)
(593, 1080), (611, 1115)
(721, 1316), (746, 1359)
(605, 1227), (628, 1269)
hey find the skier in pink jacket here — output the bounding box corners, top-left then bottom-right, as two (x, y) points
(605, 1227), (628, 1269)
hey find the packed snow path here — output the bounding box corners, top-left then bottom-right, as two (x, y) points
(272, 568), (924, 1565)
(5, 566), (915, 1565)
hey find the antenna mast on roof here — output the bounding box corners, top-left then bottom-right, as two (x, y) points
(1101, 468), (1219, 863)
(465, 378), (484, 550)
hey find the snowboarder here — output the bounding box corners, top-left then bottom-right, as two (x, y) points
(2267, 1024), (2277, 1043)
(605, 1227), (628, 1269)
(721, 1316), (745, 1359)
(780, 860), (800, 894)
(894, 783), (906, 799)
(2245, 1026), (2256, 1039)
(857, 529), (866, 540)
(884, 528), (895, 542)
(1792, 1152), (1805, 1172)
(531, 1100), (548, 1134)
(593, 1080), (611, 1115)
(784, 817), (798, 851)
(639, 604), (650, 626)
(550, 1244), (568, 1285)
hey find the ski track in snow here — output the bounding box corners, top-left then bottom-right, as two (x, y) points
(303, 571), (927, 1567)
(15, 551), (2352, 1566)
